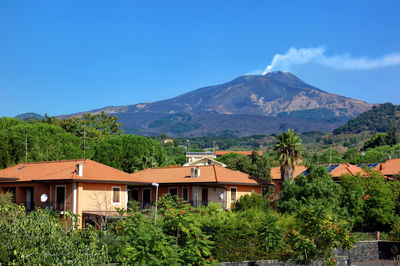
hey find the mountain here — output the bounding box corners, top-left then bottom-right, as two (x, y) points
(15, 112), (44, 121)
(333, 103), (400, 135)
(62, 71), (373, 137)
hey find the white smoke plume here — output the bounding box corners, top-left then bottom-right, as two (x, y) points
(263, 47), (400, 74)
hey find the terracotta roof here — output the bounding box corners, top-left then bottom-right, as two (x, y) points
(377, 158), (400, 176)
(215, 151), (263, 156)
(131, 165), (261, 185)
(271, 165), (307, 180)
(271, 164), (365, 180)
(0, 159), (148, 184)
(329, 164), (365, 177)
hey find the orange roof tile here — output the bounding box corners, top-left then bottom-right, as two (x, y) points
(271, 165), (308, 180)
(215, 151), (263, 156)
(131, 165), (262, 185)
(271, 164), (365, 180)
(0, 159), (148, 184)
(377, 158), (400, 176)
(329, 163), (365, 177)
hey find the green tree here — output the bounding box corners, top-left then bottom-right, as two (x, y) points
(387, 124), (399, 146)
(42, 112), (123, 144)
(0, 123), (83, 169)
(112, 204), (181, 265)
(0, 196), (109, 264)
(340, 171), (400, 231)
(158, 194), (214, 264)
(277, 166), (343, 216)
(283, 207), (354, 265)
(93, 135), (166, 173)
(274, 129), (302, 182)
(363, 133), (388, 150)
(164, 146), (186, 166)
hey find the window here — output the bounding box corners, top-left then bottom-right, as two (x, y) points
(169, 187), (178, 196)
(55, 185), (66, 211)
(112, 187), (121, 204)
(182, 187), (189, 202)
(230, 187), (237, 202)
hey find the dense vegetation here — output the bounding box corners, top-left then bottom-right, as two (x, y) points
(333, 103), (400, 135)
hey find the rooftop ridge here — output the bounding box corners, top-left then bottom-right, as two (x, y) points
(86, 160), (134, 177)
(21, 159), (86, 165)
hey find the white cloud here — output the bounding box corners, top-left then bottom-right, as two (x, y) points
(262, 46), (400, 74)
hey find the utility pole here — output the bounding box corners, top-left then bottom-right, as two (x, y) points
(83, 125), (86, 159)
(25, 129), (28, 164)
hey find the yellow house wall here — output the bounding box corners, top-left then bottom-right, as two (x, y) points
(76, 182), (127, 228)
(225, 185), (262, 209)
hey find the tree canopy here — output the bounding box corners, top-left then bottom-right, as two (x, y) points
(274, 129), (302, 182)
(92, 135), (166, 173)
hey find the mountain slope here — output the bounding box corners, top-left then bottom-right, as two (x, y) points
(15, 112), (44, 121)
(333, 103), (400, 135)
(62, 71), (373, 136)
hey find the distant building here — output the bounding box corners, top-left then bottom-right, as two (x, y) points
(183, 157), (226, 167)
(131, 165), (266, 209)
(161, 139), (174, 144)
(185, 152), (215, 164)
(215, 150), (263, 157)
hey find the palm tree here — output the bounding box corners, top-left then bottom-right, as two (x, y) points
(274, 129), (302, 182)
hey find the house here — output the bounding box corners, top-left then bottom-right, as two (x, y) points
(185, 152), (215, 164)
(161, 139), (174, 144)
(183, 157), (226, 167)
(270, 164), (365, 199)
(215, 150), (263, 157)
(374, 158), (400, 179)
(0, 159), (149, 228)
(131, 165), (266, 209)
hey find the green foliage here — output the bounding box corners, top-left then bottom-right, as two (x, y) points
(309, 149), (344, 164)
(0, 122), (83, 169)
(164, 145), (186, 166)
(277, 166), (343, 215)
(333, 103), (400, 135)
(364, 133), (389, 149)
(158, 194), (214, 264)
(42, 112), (123, 145)
(0, 201), (109, 264)
(274, 129), (302, 181)
(112, 205), (181, 265)
(197, 205), (270, 262)
(340, 171), (400, 231)
(283, 207), (354, 265)
(231, 193), (270, 212)
(350, 144), (400, 164)
(217, 152), (273, 181)
(93, 134), (166, 173)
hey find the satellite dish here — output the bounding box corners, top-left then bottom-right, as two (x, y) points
(40, 194), (48, 203)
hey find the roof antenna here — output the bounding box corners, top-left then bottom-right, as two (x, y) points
(83, 124), (86, 159)
(25, 128), (28, 164)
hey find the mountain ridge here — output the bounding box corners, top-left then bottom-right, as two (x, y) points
(60, 71), (373, 137)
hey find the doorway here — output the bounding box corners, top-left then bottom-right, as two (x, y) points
(202, 188), (208, 206)
(142, 188), (152, 209)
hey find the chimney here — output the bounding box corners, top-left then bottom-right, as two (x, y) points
(379, 164), (383, 171)
(191, 167), (200, 178)
(77, 163), (83, 177)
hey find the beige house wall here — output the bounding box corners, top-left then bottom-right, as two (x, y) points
(76, 182), (127, 228)
(226, 185), (262, 209)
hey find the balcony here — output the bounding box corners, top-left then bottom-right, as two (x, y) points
(128, 200), (227, 210)
(16, 201), (71, 213)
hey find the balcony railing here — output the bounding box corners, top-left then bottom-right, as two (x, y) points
(16, 201), (71, 212)
(129, 200), (227, 210)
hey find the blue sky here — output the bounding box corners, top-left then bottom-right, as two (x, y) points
(1, 0), (399, 117)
